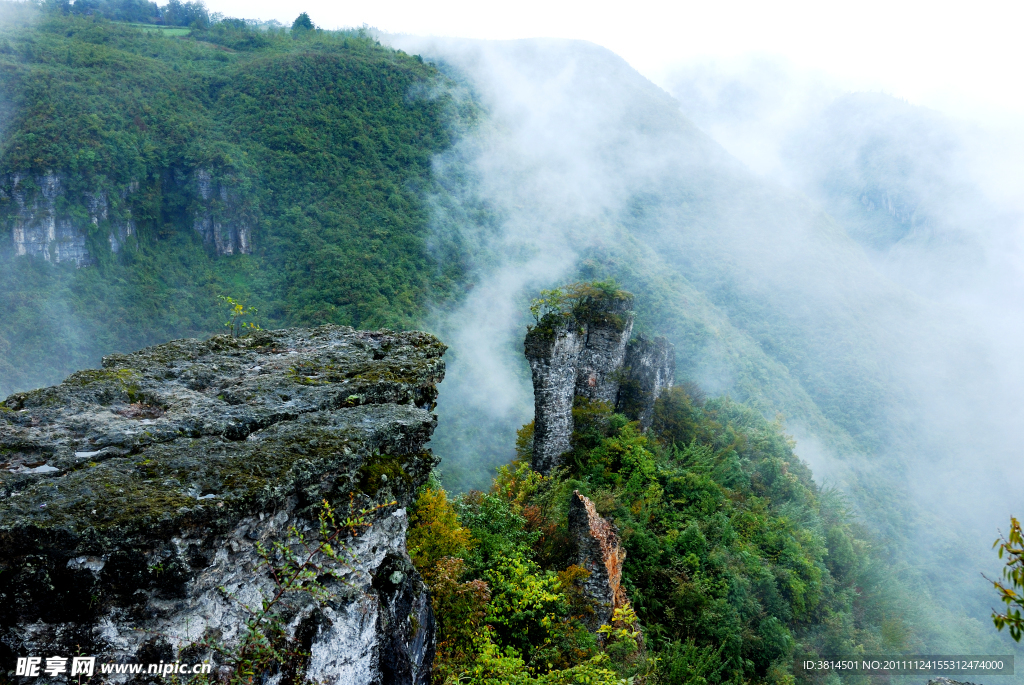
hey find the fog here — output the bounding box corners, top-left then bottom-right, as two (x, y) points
(384, 35), (1024, 657)
(662, 57), (1024, 514)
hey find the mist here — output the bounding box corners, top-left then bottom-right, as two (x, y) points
(662, 56), (1024, 515)
(382, 35), (1024, 658)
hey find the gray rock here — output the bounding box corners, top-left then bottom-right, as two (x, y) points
(567, 490), (625, 632)
(525, 325), (586, 474)
(574, 296), (635, 406)
(1, 167), (254, 267)
(191, 168), (253, 256)
(616, 334), (676, 430)
(2, 173), (101, 267)
(525, 291), (674, 474)
(0, 325), (444, 684)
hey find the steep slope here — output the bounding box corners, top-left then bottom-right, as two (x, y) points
(0, 8), (1019, 664)
(386, 36), (1018, 658)
(0, 5), (464, 397)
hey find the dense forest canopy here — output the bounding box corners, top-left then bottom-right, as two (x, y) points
(0, 3), (470, 396)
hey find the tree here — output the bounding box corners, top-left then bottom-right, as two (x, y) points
(991, 517), (1024, 640)
(291, 12), (313, 32)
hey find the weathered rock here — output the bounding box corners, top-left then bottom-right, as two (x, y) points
(524, 326), (586, 475)
(567, 491), (625, 631)
(615, 335), (675, 430)
(2, 173), (101, 267)
(191, 168), (253, 256)
(0, 325), (445, 684)
(525, 290), (674, 474)
(574, 297), (635, 405)
(1, 167), (254, 267)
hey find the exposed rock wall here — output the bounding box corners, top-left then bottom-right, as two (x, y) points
(525, 295), (674, 474)
(0, 325), (443, 684)
(191, 168), (253, 256)
(616, 335), (676, 430)
(574, 297), (634, 405)
(567, 491), (625, 631)
(1, 173), (141, 267)
(1, 168), (255, 267)
(524, 327), (585, 475)
(3, 174), (91, 267)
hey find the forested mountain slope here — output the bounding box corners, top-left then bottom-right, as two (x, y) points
(0, 5), (1019, 670)
(387, 35), (1021, 660)
(0, 4), (465, 396)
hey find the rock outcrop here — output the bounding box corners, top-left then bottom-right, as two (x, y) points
(524, 324), (587, 475)
(191, 169), (253, 256)
(1, 173), (117, 267)
(616, 335), (675, 431)
(0, 325), (444, 684)
(1, 168), (254, 267)
(525, 291), (675, 474)
(567, 491), (625, 631)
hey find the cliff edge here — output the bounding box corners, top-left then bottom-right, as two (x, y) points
(0, 325), (443, 684)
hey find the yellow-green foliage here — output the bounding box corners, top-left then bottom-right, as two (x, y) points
(408, 486), (475, 575)
(481, 554), (565, 664)
(425, 556), (493, 683)
(408, 381), (905, 685)
(992, 516), (1024, 641)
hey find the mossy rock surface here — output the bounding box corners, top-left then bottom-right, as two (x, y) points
(0, 325), (444, 645)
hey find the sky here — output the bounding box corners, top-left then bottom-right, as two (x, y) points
(203, 0), (1024, 122)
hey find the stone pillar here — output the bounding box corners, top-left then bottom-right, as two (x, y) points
(568, 490), (626, 631)
(616, 335), (675, 429)
(574, 297), (634, 406)
(525, 325), (585, 474)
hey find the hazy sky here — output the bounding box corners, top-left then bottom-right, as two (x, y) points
(204, 0), (1024, 121)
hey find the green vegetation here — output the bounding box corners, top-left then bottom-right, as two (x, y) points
(219, 295), (260, 337)
(992, 517), (1024, 641)
(0, 3), (470, 396)
(408, 384), (916, 684)
(528, 280), (633, 339)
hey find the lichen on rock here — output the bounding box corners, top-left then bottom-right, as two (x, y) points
(567, 490), (626, 632)
(0, 325), (446, 684)
(525, 287), (675, 474)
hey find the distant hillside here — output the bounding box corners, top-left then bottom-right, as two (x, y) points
(0, 3), (466, 396)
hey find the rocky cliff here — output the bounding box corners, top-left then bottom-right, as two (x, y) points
(1, 168), (252, 267)
(567, 491), (626, 632)
(525, 292), (675, 474)
(190, 168), (253, 257)
(0, 325), (443, 684)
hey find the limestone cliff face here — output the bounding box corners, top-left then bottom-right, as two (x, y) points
(524, 327), (586, 475)
(0, 173), (138, 267)
(0, 325), (443, 684)
(573, 297), (634, 405)
(567, 491), (625, 631)
(1, 168), (254, 266)
(191, 168), (253, 256)
(617, 335), (675, 430)
(525, 295), (675, 474)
